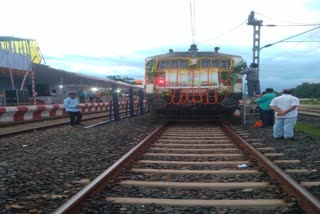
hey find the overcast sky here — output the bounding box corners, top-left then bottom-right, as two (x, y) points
(1, 0), (320, 91)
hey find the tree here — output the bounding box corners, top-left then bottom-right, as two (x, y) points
(294, 83), (320, 98)
(106, 75), (135, 85)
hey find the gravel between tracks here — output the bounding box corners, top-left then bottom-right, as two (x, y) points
(0, 114), (319, 213)
(0, 114), (165, 213)
(239, 115), (320, 202)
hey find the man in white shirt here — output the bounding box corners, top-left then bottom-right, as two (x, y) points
(269, 88), (300, 141)
(64, 92), (82, 127)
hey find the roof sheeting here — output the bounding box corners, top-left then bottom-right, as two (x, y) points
(146, 51), (243, 61)
(32, 64), (142, 90)
(0, 48), (32, 71)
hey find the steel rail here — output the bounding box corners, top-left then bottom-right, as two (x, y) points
(222, 124), (320, 214)
(0, 108), (145, 137)
(0, 113), (108, 137)
(299, 110), (320, 117)
(53, 122), (167, 214)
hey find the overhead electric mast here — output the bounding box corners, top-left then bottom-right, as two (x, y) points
(247, 11), (263, 68)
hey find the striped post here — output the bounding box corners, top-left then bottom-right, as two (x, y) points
(31, 71), (36, 105)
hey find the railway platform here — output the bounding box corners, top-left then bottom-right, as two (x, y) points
(0, 99), (147, 125)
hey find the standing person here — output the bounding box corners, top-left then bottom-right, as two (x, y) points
(241, 63), (261, 97)
(269, 88), (300, 141)
(95, 91), (102, 103)
(64, 92), (83, 127)
(88, 91), (94, 103)
(256, 88), (277, 127)
(78, 90), (85, 103)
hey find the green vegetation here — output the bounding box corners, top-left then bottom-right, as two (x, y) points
(231, 61), (247, 73)
(294, 83), (320, 98)
(145, 60), (156, 80)
(106, 75), (135, 85)
(295, 122), (320, 137)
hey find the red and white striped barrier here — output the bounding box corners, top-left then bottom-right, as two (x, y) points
(0, 102), (110, 124)
(81, 103), (109, 113)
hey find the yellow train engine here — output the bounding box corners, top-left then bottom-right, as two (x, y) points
(145, 44), (245, 119)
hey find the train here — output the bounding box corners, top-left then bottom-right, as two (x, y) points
(144, 44), (246, 119)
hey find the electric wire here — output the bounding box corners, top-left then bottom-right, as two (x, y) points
(263, 24), (320, 27)
(255, 11), (320, 26)
(266, 30), (320, 60)
(265, 45), (320, 68)
(260, 26), (320, 49)
(100, 55), (144, 77)
(281, 41), (320, 42)
(196, 19), (248, 44)
(189, 0), (196, 44)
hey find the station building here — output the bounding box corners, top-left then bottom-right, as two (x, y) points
(0, 36), (143, 106)
(0, 63), (143, 105)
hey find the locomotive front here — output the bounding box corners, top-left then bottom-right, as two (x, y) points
(144, 44), (245, 119)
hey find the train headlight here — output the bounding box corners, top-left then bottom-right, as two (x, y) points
(155, 78), (166, 86)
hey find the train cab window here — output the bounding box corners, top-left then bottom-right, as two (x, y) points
(221, 59), (231, 69)
(159, 60), (188, 69)
(158, 60), (170, 69)
(200, 59), (212, 68)
(170, 60), (188, 68)
(211, 59), (220, 67)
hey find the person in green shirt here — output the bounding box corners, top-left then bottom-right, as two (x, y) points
(256, 88), (277, 127)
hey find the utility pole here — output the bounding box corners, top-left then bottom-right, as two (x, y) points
(247, 11), (263, 68)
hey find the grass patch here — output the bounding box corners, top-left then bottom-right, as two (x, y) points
(296, 122), (320, 137)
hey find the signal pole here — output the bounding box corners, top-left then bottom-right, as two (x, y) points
(247, 11), (263, 68)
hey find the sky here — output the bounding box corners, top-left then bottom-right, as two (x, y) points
(1, 0), (320, 91)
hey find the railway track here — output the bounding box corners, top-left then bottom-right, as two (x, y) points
(0, 112), (109, 137)
(299, 105), (320, 117)
(54, 122), (320, 213)
(0, 103), (317, 137)
(0, 104), (143, 137)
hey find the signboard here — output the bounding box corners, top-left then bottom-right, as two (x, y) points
(165, 68), (219, 87)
